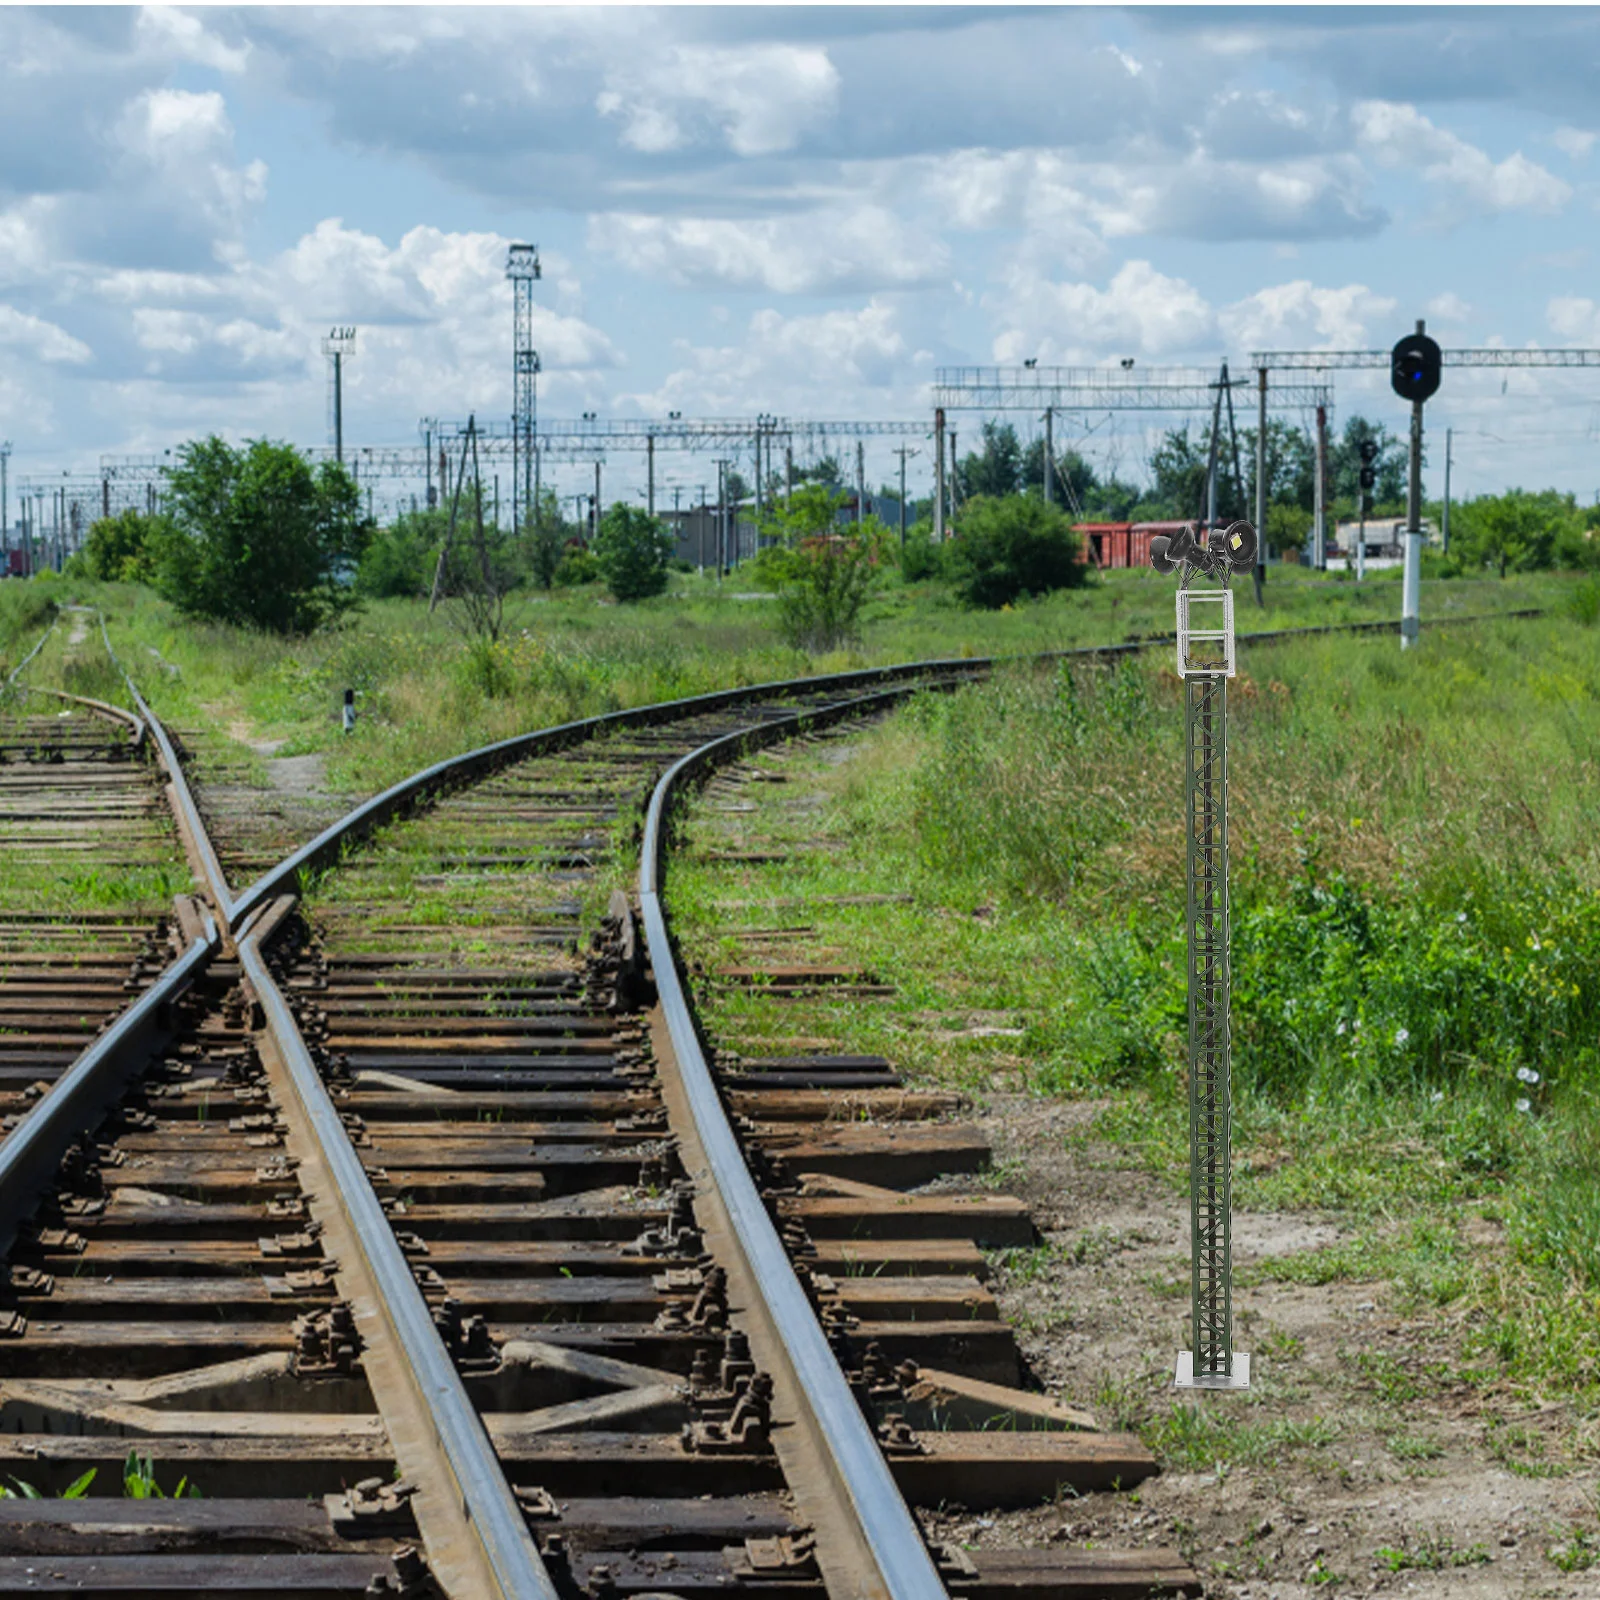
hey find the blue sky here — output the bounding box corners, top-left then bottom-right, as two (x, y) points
(4, 4), (1600, 511)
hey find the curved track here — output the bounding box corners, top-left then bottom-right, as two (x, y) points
(0, 603), (1542, 1598)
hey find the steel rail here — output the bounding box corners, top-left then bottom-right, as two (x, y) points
(237, 923), (560, 1600)
(15, 684), (146, 745)
(227, 657), (991, 929)
(3, 616), (57, 688)
(639, 682), (955, 1600)
(0, 907), (219, 1258)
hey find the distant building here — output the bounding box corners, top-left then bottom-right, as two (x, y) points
(1330, 517), (1436, 560)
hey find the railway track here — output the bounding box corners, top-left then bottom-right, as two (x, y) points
(0, 601), (1542, 1597)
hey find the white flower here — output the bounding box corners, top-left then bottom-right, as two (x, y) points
(1335, 1020), (1346, 1037)
(1430, 1090), (1445, 1106)
(1515, 1097), (1532, 1114)
(1394, 1028), (1410, 1046)
(1457, 912), (1468, 924)
(1516, 1066), (1541, 1085)
(1352, 1019), (1362, 1033)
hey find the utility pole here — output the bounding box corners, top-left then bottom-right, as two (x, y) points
(1440, 428), (1452, 553)
(0, 442), (9, 569)
(894, 445), (916, 548)
(856, 440), (866, 527)
(1313, 404), (1327, 569)
(933, 408), (946, 541)
(1043, 406), (1054, 505)
(593, 458), (602, 542)
(1402, 328), (1426, 650)
(785, 445), (794, 506)
(1254, 369), (1267, 605)
(321, 327), (356, 463)
(647, 434), (655, 519)
(715, 459), (729, 580)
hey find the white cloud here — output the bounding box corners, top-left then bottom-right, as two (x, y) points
(114, 88), (267, 237)
(1352, 101), (1570, 214)
(597, 41), (840, 157)
(1426, 291), (1471, 323)
(1552, 126), (1597, 161)
(1548, 295), (1600, 342)
(135, 7), (251, 75)
(622, 300), (907, 416)
(994, 260), (1214, 363)
(1219, 280), (1397, 351)
(0, 304), (91, 364)
(588, 207), (947, 295)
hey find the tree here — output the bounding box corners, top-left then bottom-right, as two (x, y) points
(523, 488), (566, 590)
(1265, 503), (1313, 558)
(83, 509), (168, 584)
(1329, 415), (1406, 510)
(593, 502), (674, 601)
(945, 495), (1086, 609)
(158, 437), (369, 634)
(958, 421), (1024, 499)
(357, 508), (444, 599)
(1021, 442), (1100, 511)
(756, 484), (884, 652)
(1238, 419), (1316, 515)
(1146, 426), (1211, 519)
(1450, 488), (1587, 576)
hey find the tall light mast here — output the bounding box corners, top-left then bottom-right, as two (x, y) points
(507, 244), (541, 533)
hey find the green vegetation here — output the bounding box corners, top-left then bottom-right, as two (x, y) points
(592, 502), (674, 601)
(156, 437), (370, 633)
(663, 610), (1600, 1408)
(943, 495), (1086, 609)
(755, 484), (886, 651)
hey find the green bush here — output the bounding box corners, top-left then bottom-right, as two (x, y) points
(553, 548), (601, 588)
(898, 527), (946, 582)
(755, 485), (885, 652)
(82, 509), (169, 584)
(592, 503), (674, 602)
(357, 511), (439, 599)
(945, 495), (1085, 608)
(157, 436), (372, 634)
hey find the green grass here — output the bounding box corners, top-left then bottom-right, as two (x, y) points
(0, 564), (1574, 803)
(662, 607), (1600, 1404)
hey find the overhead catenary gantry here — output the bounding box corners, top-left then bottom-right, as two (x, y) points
(1248, 341), (1600, 612)
(930, 365), (1334, 542)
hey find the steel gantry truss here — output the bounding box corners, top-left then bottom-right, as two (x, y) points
(506, 245), (541, 535)
(930, 365), (1333, 540)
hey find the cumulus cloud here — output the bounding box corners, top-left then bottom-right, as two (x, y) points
(0, 304), (92, 364)
(621, 300), (908, 416)
(1548, 296), (1600, 342)
(1219, 281), (1398, 351)
(597, 41), (840, 157)
(1352, 101), (1570, 215)
(1553, 126), (1597, 161)
(114, 88), (267, 239)
(134, 7), (250, 75)
(587, 207), (947, 294)
(993, 261), (1214, 363)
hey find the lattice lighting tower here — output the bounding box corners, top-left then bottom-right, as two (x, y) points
(507, 244), (541, 534)
(321, 327), (356, 463)
(1146, 517), (1259, 1392)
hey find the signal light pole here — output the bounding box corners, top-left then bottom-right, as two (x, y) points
(1392, 320), (1440, 650)
(1147, 517), (1258, 1393)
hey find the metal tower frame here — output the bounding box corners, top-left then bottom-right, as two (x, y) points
(507, 244), (541, 534)
(1144, 521), (1257, 1392)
